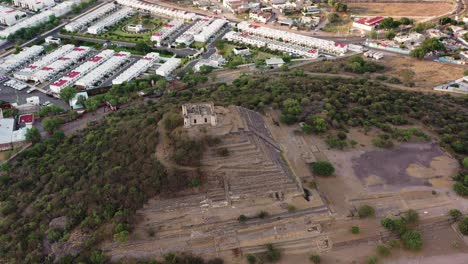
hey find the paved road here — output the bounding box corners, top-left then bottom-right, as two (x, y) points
(0, 82), (67, 108)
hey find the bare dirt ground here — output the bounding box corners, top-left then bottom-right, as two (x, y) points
(348, 2), (455, 18)
(382, 56), (466, 90)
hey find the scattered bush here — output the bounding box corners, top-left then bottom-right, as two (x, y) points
(404, 209), (419, 224)
(311, 161), (335, 176)
(449, 209), (462, 221)
(459, 217), (468, 235)
(309, 254), (321, 263)
(358, 205), (375, 218)
(376, 245), (390, 257)
(401, 230), (423, 250)
(367, 256), (378, 264)
(351, 226), (360, 234)
(265, 244), (281, 262)
(246, 254), (257, 264)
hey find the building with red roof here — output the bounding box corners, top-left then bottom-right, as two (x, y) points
(352, 16), (385, 32)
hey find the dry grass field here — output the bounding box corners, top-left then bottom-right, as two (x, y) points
(382, 56), (466, 89)
(348, 2), (455, 18)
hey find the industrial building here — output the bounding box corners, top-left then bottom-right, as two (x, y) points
(236, 21), (347, 55)
(193, 18), (226, 43)
(13, 0), (55, 11)
(0, 6), (26, 26)
(116, 0), (197, 20)
(155, 57), (181, 77)
(175, 17), (213, 45)
(223, 31), (319, 58)
(64, 3), (117, 32)
(87, 7), (134, 35)
(151, 19), (185, 45)
(0, 116), (29, 151)
(0, 45), (44, 73)
(75, 52), (131, 89)
(14, 44), (76, 81)
(30, 46), (91, 83)
(112, 52), (159, 85)
(352, 16), (384, 32)
(0, 0), (80, 39)
(50, 49), (116, 93)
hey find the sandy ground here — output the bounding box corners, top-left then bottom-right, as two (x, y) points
(348, 2), (455, 18)
(382, 56), (466, 90)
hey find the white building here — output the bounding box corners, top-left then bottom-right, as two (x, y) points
(0, 117), (29, 151)
(434, 76), (468, 94)
(0, 45), (43, 73)
(155, 57), (181, 77)
(45, 36), (61, 45)
(0, 6), (26, 26)
(223, 0), (250, 14)
(64, 3), (117, 32)
(14, 44), (76, 81)
(182, 102), (217, 128)
(116, 0), (197, 21)
(175, 17), (213, 45)
(13, 0), (55, 11)
(265, 57), (284, 67)
(249, 10), (272, 24)
(193, 54), (225, 72)
(75, 52), (131, 89)
(352, 16), (384, 32)
(30, 46), (91, 83)
(233, 46), (250, 55)
(151, 19), (185, 45)
(394, 32), (425, 46)
(112, 52), (159, 85)
(236, 21), (347, 54)
(50, 49), (116, 93)
(223, 31), (319, 58)
(193, 18), (226, 43)
(87, 7), (134, 35)
(0, 0), (81, 39)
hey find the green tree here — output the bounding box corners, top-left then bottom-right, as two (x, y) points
(380, 17), (400, 30)
(399, 17), (413, 25)
(163, 112), (183, 131)
(453, 182), (468, 196)
(89, 250), (107, 264)
(439, 17), (452, 25)
(351, 226), (360, 234)
(309, 254), (321, 263)
(449, 209), (462, 221)
(404, 209), (419, 224)
(25, 127), (41, 143)
(462, 157), (468, 169)
(135, 42), (152, 53)
(246, 254), (257, 264)
(401, 230), (422, 250)
(327, 13), (340, 23)
(265, 243), (281, 262)
(42, 117), (64, 133)
(328, 0), (336, 7)
(311, 161), (335, 176)
(358, 205), (375, 218)
(306, 115), (327, 133)
(385, 31), (396, 40)
(59, 86), (77, 103)
(459, 217), (468, 235)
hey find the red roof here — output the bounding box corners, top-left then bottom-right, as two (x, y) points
(165, 24), (174, 28)
(249, 24), (260, 29)
(335, 42), (346, 48)
(42, 67), (53, 71)
(65, 71), (80, 78)
(52, 79), (68, 87)
(58, 57), (70, 61)
(153, 32), (162, 36)
(19, 114), (34, 124)
(144, 57), (153, 60)
(73, 47), (86, 51)
(89, 56), (102, 62)
(27, 65), (37, 69)
(356, 16), (384, 26)
(115, 53), (126, 57)
(6, 9), (16, 13)
(308, 49), (317, 53)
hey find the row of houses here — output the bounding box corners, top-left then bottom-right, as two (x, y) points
(30, 46), (91, 83)
(75, 52), (131, 89)
(112, 52), (159, 85)
(223, 31), (318, 58)
(151, 19), (185, 46)
(50, 49), (116, 93)
(64, 3), (117, 32)
(175, 17), (213, 46)
(0, 45), (44, 73)
(13, 0), (55, 12)
(236, 21), (348, 55)
(87, 7), (134, 35)
(0, 5), (26, 26)
(14, 44), (76, 81)
(0, 0), (81, 39)
(116, 0), (197, 21)
(194, 18), (227, 43)
(156, 57), (181, 77)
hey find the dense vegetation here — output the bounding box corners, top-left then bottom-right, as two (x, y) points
(381, 210), (422, 251)
(7, 15), (61, 43)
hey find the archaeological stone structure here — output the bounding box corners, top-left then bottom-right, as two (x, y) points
(182, 102), (217, 128)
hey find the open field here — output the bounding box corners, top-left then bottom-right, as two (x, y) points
(382, 56), (466, 89)
(348, 2), (455, 18)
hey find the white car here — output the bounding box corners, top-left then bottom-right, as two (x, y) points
(43, 101), (51, 106)
(26, 88), (36, 94)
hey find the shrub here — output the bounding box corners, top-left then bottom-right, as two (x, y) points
(238, 214), (248, 223)
(449, 209), (462, 221)
(163, 112), (183, 131)
(358, 205), (375, 218)
(258, 211), (268, 219)
(376, 245), (390, 257)
(401, 230), (423, 250)
(311, 161), (335, 176)
(367, 256), (378, 264)
(459, 217), (468, 235)
(216, 147), (230, 157)
(287, 205), (296, 212)
(246, 254), (257, 264)
(265, 244), (281, 262)
(308, 181), (317, 189)
(453, 182), (468, 196)
(351, 226), (360, 234)
(404, 209), (419, 224)
(309, 254), (321, 263)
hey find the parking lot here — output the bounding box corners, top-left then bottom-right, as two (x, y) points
(0, 83), (68, 109)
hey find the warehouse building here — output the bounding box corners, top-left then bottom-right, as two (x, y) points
(65, 3), (117, 32)
(151, 19), (185, 45)
(0, 45), (44, 73)
(30, 46), (91, 83)
(50, 49), (116, 93)
(75, 52), (131, 89)
(223, 31), (319, 58)
(13, 0), (55, 11)
(175, 17), (213, 46)
(0, 0), (80, 39)
(236, 21), (347, 55)
(193, 18), (226, 43)
(87, 7), (134, 35)
(0, 6), (26, 26)
(117, 0), (197, 21)
(14, 44), (76, 81)
(112, 52), (159, 85)
(155, 57), (181, 77)
(352, 16), (384, 32)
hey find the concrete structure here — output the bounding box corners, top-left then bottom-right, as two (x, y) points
(394, 32), (425, 47)
(64, 3), (117, 32)
(175, 17), (213, 45)
(302, 5), (321, 15)
(45, 36), (61, 45)
(14, 44), (76, 81)
(0, 117), (28, 151)
(13, 0), (55, 11)
(155, 57), (181, 77)
(0, 45), (43, 73)
(249, 10), (272, 23)
(434, 76), (468, 94)
(112, 52), (159, 85)
(127, 24), (143, 33)
(352, 16), (384, 32)
(0, 0), (81, 39)
(69, 91), (88, 109)
(224, 31), (319, 58)
(87, 7), (134, 35)
(193, 53), (225, 72)
(182, 102), (217, 128)
(236, 21), (347, 54)
(223, 0), (250, 13)
(30, 46), (91, 83)
(193, 18), (226, 43)
(151, 19), (184, 45)
(265, 57), (284, 67)
(426, 28), (449, 39)
(233, 46), (250, 55)
(0, 5), (26, 26)
(75, 51), (131, 89)
(116, 0), (197, 21)
(50, 49), (116, 93)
